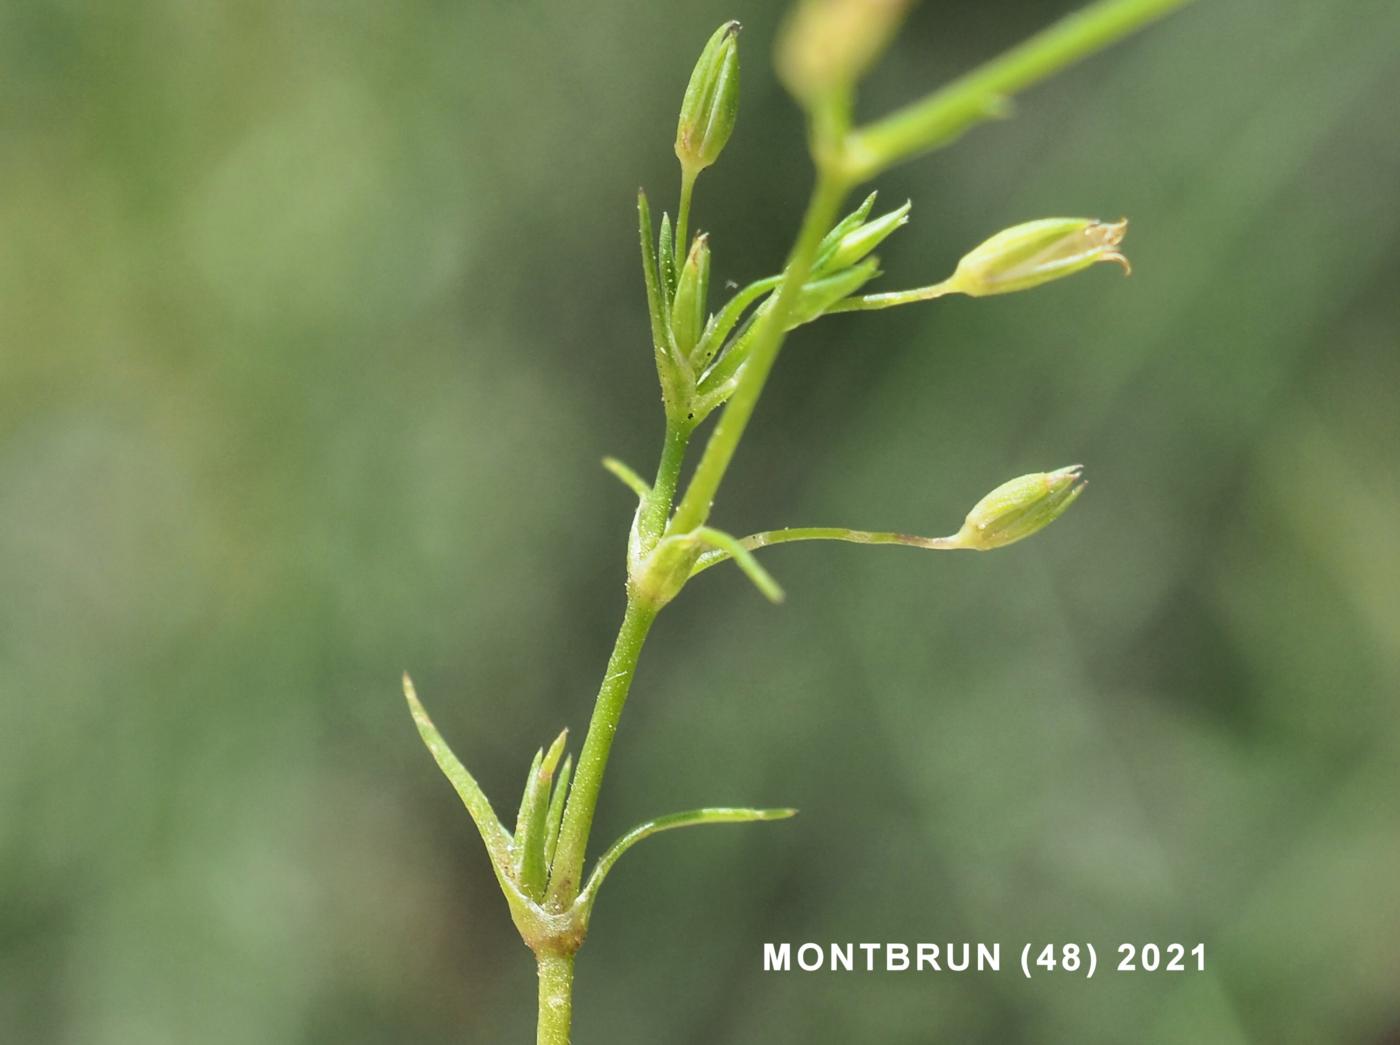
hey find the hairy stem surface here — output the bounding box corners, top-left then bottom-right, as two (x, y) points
(536, 955), (574, 1045)
(546, 597), (657, 909)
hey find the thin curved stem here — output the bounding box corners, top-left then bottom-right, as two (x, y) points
(578, 807), (796, 908)
(826, 278), (957, 312)
(691, 525), (964, 575)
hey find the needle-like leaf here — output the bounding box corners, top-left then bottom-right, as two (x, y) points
(402, 674), (513, 869)
(542, 754), (573, 879)
(694, 526), (786, 603)
(602, 457), (653, 501)
(516, 730), (569, 901)
(578, 807), (796, 909)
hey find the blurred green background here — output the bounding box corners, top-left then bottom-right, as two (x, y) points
(4, 1), (1399, 1042)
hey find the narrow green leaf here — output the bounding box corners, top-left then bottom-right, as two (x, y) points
(693, 274), (781, 370)
(402, 673), (512, 866)
(516, 730), (569, 901)
(658, 212), (677, 300)
(638, 190), (669, 352)
(513, 747), (544, 847)
(602, 457), (653, 501)
(542, 754), (573, 878)
(694, 526), (786, 603)
(579, 807), (796, 908)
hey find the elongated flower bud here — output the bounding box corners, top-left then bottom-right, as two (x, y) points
(777, 0), (911, 104)
(954, 466), (1086, 550)
(676, 22), (741, 175)
(671, 235), (710, 362)
(817, 200), (911, 275)
(814, 191), (879, 263)
(947, 218), (1129, 297)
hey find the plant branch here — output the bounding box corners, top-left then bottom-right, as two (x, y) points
(844, 0), (1198, 179)
(826, 278), (957, 312)
(669, 166), (852, 535)
(675, 166), (698, 268)
(545, 597), (658, 910)
(637, 419), (691, 548)
(691, 525), (964, 576)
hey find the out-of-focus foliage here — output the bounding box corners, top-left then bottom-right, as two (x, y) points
(3, 2), (1398, 1043)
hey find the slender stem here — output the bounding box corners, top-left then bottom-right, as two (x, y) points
(691, 526), (962, 575)
(827, 279), (957, 313)
(845, 0), (1198, 178)
(536, 955), (574, 1045)
(669, 168), (851, 534)
(675, 166), (698, 267)
(546, 597), (658, 909)
(638, 419), (690, 547)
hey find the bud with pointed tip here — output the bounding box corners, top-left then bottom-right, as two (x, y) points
(814, 191), (879, 265)
(777, 0), (911, 105)
(676, 22), (742, 175)
(817, 200), (911, 275)
(947, 218), (1129, 297)
(954, 465), (1086, 550)
(657, 212), (677, 295)
(671, 234), (710, 363)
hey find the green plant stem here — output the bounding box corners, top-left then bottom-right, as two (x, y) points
(639, 419), (690, 545)
(675, 166), (698, 267)
(546, 597), (658, 910)
(516, 9), (1198, 1041)
(691, 525), (963, 575)
(827, 279), (957, 312)
(536, 955), (574, 1045)
(669, 167), (851, 534)
(844, 0), (1198, 178)
(530, 165), (851, 1040)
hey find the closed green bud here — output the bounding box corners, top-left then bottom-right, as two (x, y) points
(671, 234), (710, 362)
(777, 0), (911, 104)
(657, 212), (677, 296)
(817, 200), (910, 275)
(814, 191), (879, 264)
(948, 218), (1129, 297)
(787, 257), (880, 328)
(954, 465), (1086, 550)
(676, 22), (741, 175)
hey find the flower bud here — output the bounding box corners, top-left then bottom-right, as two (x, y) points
(954, 465), (1086, 551)
(815, 191), (879, 263)
(671, 234), (710, 362)
(675, 22), (741, 175)
(787, 257), (880, 328)
(777, 0), (911, 104)
(947, 218), (1129, 297)
(657, 212), (677, 295)
(816, 200), (910, 275)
